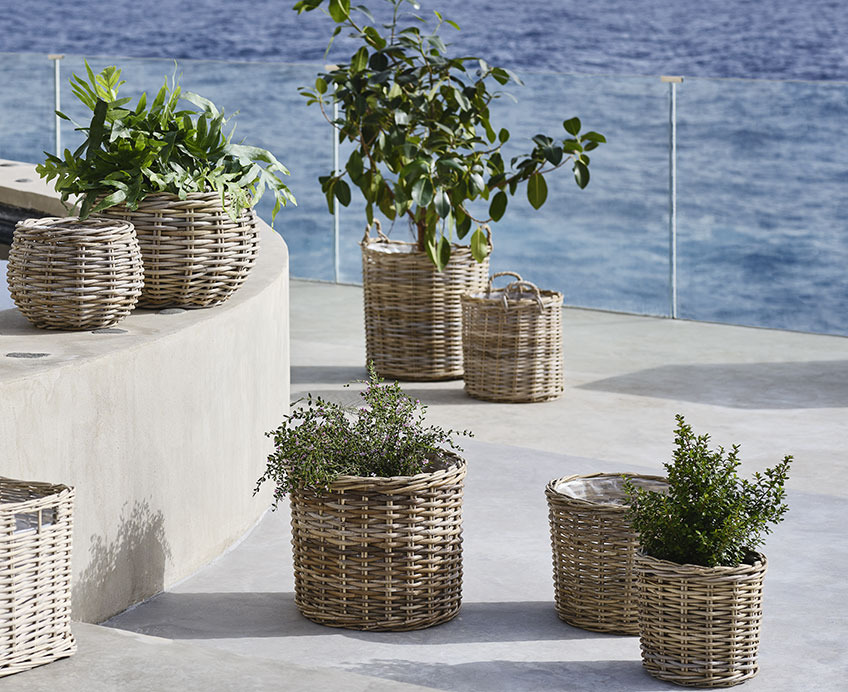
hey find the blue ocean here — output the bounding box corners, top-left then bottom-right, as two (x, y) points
(1, 0), (846, 334)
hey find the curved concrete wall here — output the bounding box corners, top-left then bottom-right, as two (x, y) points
(0, 161), (289, 622)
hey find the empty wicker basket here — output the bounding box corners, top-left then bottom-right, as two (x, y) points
(635, 551), (768, 687)
(96, 191), (259, 308)
(546, 473), (667, 634)
(1, 477), (75, 677)
(7, 216), (143, 330)
(361, 222), (489, 381)
(289, 453), (466, 631)
(462, 272), (563, 402)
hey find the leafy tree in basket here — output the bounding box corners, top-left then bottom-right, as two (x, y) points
(295, 0), (606, 270)
(625, 415), (792, 568)
(37, 62), (296, 223)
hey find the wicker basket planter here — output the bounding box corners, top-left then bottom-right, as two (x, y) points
(635, 551), (768, 687)
(461, 272), (564, 402)
(290, 453), (466, 631)
(7, 217), (143, 330)
(546, 473), (668, 634)
(97, 192), (259, 308)
(1, 477), (75, 677)
(361, 224), (489, 381)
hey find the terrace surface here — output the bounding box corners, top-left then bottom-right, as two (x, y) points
(7, 278), (848, 691)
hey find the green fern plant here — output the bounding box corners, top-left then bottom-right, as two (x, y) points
(37, 62), (296, 222)
(626, 415), (792, 568)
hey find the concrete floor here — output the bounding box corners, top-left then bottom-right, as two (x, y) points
(7, 278), (848, 690)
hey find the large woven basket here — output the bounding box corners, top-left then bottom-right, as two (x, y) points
(546, 473), (668, 634)
(462, 272), (564, 402)
(97, 192), (259, 308)
(635, 551), (768, 687)
(361, 222), (489, 380)
(290, 453), (466, 631)
(1, 477), (75, 677)
(7, 217), (143, 330)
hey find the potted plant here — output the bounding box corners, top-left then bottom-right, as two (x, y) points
(256, 365), (471, 631)
(625, 415), (792, 688)
(37, 62), (296, 308)
(295, 0), (605, 379)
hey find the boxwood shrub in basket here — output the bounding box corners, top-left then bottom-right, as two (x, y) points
(625, 414), (792, 568)
(36, 62), (296, 223)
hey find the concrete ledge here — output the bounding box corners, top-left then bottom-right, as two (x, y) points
(0, 161), (290, 622)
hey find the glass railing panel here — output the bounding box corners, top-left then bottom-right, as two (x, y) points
(677, 77), (848, 335)
(0, 52), (54, 163)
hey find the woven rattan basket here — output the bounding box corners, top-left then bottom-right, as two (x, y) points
(462, 272), (564, 402)
(546, 473), (668, 634)
(361, 222), (489, 380)
(1, 477), (75, 677)
(7, 217), (143, 330)
(635, 551), (768, 687)
(290, 453), (466, 631)
(97, 192), (259, 308)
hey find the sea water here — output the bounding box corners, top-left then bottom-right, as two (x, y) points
(1, 0), (846, 334)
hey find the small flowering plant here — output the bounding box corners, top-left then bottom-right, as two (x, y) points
(256, 365), (471, 506)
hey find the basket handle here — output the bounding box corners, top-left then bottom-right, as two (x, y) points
(361, 219), (390, 244)
(486, 271), (523, 294)
(501, 279), (544, 313)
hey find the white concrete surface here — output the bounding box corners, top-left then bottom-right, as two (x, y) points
(0, 162), (290, 622)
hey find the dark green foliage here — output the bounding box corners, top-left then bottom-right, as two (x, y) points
(294, 0), (605, 269)
(626, 415), (792, 568)
(256, 364), (471, 506)
(37, 62), (296, 223)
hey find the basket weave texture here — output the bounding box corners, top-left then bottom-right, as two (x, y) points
(462, 272), (563, 402)
(97, 192), (259, 308)
(7, 217), (143, 330)
(546, 473), (668, 634)
(290, 454), (466, 631)
(0, 477), (75, 677)
(635, 551), (767, 687)
(361, 224), (489, 381)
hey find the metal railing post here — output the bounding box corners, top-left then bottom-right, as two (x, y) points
(661, 76), (683, 319)
(326, 65), (340, 283)
(48, 54), (65, 156)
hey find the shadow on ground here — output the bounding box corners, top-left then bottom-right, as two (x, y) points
(578, 360), (848, 409)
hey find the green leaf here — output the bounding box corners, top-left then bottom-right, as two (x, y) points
(436, 236), (451, 271)
(315, 77), (328, 94)
(574, 161), (590, 189)
(434, 188), (450, 218)
(328, 0), (350, 22)
(563, 117), (582, 136)
(527, 173), (548, 209)
(351, 46), (369, 73)
(411, 177), (434, 207)
(489, 190), (507, 221)
(334, 179), (351, 206)
(498, 128), (510, 144)
(470, 227), (489, 262)
(456, 209), (472, 239)
(543, 145), (563, 166)
(581, 131), (606, 144)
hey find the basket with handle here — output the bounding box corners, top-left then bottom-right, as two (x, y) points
(461, 271), (564, 402)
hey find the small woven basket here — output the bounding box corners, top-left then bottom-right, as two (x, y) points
(290, 453), (466, 631)
(546, 473), (668, 634)
(635, 551), (768, 687)
(462, 272), (564, 402)
(361, 222), (489, 381)
(96, 191), (259, 308)
(7, 217), (143, 330)
(0, 477), (75, 677)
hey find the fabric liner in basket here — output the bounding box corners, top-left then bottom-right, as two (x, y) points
(461, 271), (563, 402)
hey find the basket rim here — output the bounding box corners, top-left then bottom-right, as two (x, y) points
(546, 472), (667, 508)
(0, 479), (74, 512)
(296, 450), (466, 492)
(634, 548), (767, 574)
